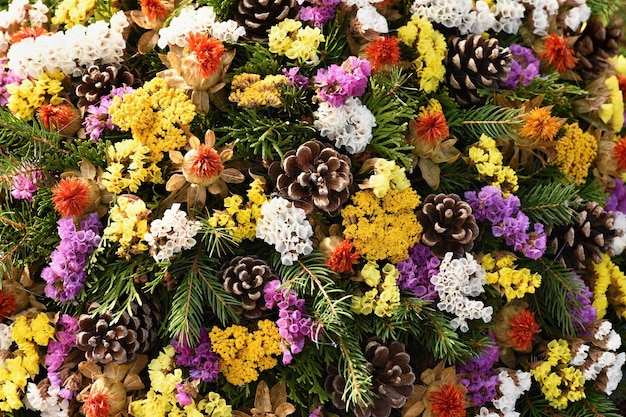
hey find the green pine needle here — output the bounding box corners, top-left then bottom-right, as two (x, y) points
(518, 182), (579, 226)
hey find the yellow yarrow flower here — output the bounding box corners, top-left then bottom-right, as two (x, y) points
(101, 138), (164, 194)
(229, 73), (287, 108)
(7, 72), (65, 121)
(51, 0), (96, 27)
(102, 195), (151, 258)
(469, 134), (518, 195)
(592, 253), (626, 319)
(552, 123), (598, 184)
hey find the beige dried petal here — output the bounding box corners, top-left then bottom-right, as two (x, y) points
(122, 374), (145, 391)
(418, 158), (440, 190)
(221, 168), (245, 184)
(78, 361), (103, 380)
(189, 135), (201, 150)
(138, 30), (159, 55)
(166, 174), (187, 192)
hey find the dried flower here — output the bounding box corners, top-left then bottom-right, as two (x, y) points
(612, 136), (626, 170)
(540, 33), (578, 73)
(507, 310), (541, 352)
(0, 289), (17, 319)
(37, 102), (81, 136)
(520, 106), (563, 143)
(363, 36), (402, 71)
(51, 177), (93, 217)
(325, 239), (360, 274)
(187, 33), (226, 78)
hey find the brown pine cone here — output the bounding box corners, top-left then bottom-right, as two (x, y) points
(75, 63), (137, 109)
(268, 140), (353, 216)
(217, 255), (278, 319)
(574, 17), (623, 80)
(235, 0), (299, 41)
(417, 193), (479, 258)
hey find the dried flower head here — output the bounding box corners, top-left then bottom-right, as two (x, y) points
(508, 310), (541, 351)
(37, 102), (81, 136)
(51, 176), (92, 217)
(520, 106), (563, 143)
(187, 33), (227, 78)
(325, 238), (361, 274)
(613, 136), (626, 170)
(540, 33), (578, 73)
(364, 36), (402, 71)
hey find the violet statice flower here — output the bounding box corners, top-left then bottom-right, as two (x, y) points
(466, 185), (519, 224)
(175, 384), (194, 406)
(299, 0), (341, 27)
(11, 164), (44, 202)
(83, 86), (134, 141)
(501, 44), (540, 88)
(567, 273), (597, 333)
(458, 334), (500, 407)
(396, 243), (440, 301)
(606, 178), (626, 213)
(282, 67), (309, 89)
(314, 56), (371, 106)
(521, 223), (547, 260)
(46, 314), (79, 399)
(41, 213), (102, 302)
(172, 330), (220, 383)
(0, 66), (22, 106)
(264, 279), (314, 364)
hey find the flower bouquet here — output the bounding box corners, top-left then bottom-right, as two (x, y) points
(1, 0), (626, 416)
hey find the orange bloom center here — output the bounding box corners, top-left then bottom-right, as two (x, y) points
(520, 107), (562, 142)
(187, 33), (226, 78)
(0, 290), (17, 320)
(187, 144), (224, 179)
(326, 239), (360, 274)
(415, 110), (449, 145)
(11, 26), (47, 43)
(428, 382), (467, 417)
(507, 310), (540, 351)
(140, 0), (169, 22)
(82, 391), (112, 417)
(51, 177), (91, 217)
(613, 137), (626, 170)
(364, 36), (402, 71)
(38, 104), (75, 132)
(617, 74), (626, 101)
(540, 34), (578, 73)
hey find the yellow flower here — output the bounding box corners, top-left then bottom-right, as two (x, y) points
(552, 123), (598, 184)
(51, 0), (96, 27)
(30, 312), (55, 346)
(268, 19), (324, 64)
(7, 72), (65, 121)
(469, 134), (518, 195)
(229, 73), (287, 108)
(102, 195), (151, 258)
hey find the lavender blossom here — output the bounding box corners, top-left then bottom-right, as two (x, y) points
(83, 86), (134, 141)
(282, 67), (309, 89)
(11, 164), (44, 202)
(0, 65), (22, 106)
(314, 56), (371, 106)
(458, 334), (500, 407)
(501, 44), (540, 88)
(567, 273), (597, 333)
(45, 314), (79, 399)
(606, 178), (626, 213)
(172, 331), (220, 383)
(299, 0), (341, 27)
(396, 243), (439, 301)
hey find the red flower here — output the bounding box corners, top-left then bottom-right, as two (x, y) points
(140, 0), (169, 22)
(0, 289), (17, 320)
(51, 177), (91, 217)
(11, 27), (47, 43)
(414, 110), (449, 146)
(364, 36), (401, 71)
(614, 136), (626, 170)
(38, 104), (77, 132)
(428, 382), (467, 417)
(325, 239), (360, 274)
(540, 33), (578, 73)
(507, 310), (540, 351)
(187, 33), (226, 78)
(82, 391), (112, 417)
(185, 144), (224, 180)
(617, 74), (626, 101)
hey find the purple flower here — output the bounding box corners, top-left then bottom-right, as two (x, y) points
(567, 273), (597, 333)
(314, 56), (371, 106)
(298, 0), (341, 27)
(175, 384), (194, 406)
(282, 67), (309, 89)
(458, 334), (500, 407)
(83, 86), (134, 141)
(46, 314), (79, 398)
(11, 164), (44, 202)
(0, 64), (23, 106)
(172, 330), (220, 383)
(606, 178), (626, 213)
(521, 223), (547, 260)
(465, 186), (519, 224)
(502, 44), (540, 88)
(396, 244), (439, 301)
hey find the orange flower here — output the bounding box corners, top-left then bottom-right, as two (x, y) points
(325, 239), (360, 274)
(613, 136), (626, 170)
(540, 33), (578, 73)
(184, 143), (225, 183)
(520, 106), (563, 142)
(507, 310), (540, 351)
(427, 382), (467, 417)
(79, 377), (127, 417)
(364, 36), (402, 71)
(10, 26), (47, 43)
(38, 103), (81, 135)
(51, 177), (92, 217)
(0, 289), (16, 320)
(187, 33), (226, 78)
(414, 110), (449, 146)
(139, 0), (169, 22)
(82, 391), (111, 417)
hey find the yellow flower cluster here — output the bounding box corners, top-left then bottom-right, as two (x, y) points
(101, 139), (164, 194)
(0, 313), (54, 412)
(397, 15), (447, 93)
(341, 188), (422, 263)
(7, 72), (65, 121)
(599, 75), (625, 132)
(51, 0), (95, 27)
(482, 253), (542, 302)
(209, 320), (282, 386)
(229, 73), (287, 108)
(102, 195), (151, 258)
(131, 346), (233, 417)
(592, 253), (626, 319)
(109, 78), (196, 162)
(367, 158), (411, 198)
(531, 339), (586, 409)
(552, 123), (598, 184)
(208, 178), (267, 242)
(468, 134), (519, 195)
(351, 261), (401, 317)
(268, 18), (325, 63)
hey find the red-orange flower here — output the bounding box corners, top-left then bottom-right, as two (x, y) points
(427, 382), (467, 417)
(184, 143), (224, 183)
(507, 310), (540, 351)
(325, 239), (360, 274)
(140, 0), (169, 22)
(38, 104), (78, 132)
(11, 26), (47, 43)
(364, 36), (402, 71)
(187, 33), (226, 78)
(82, 391), (111, 417)
(613, 136), (626, 170)
(414, 110), (449, 146)
(0, 289), (17, 320)
(540, 33), (578, 73)
(51, 177), (92, 217)
(617, 74), (626, 101)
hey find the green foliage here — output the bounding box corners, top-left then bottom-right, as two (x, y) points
(448, 105), (524, 146)
(587, 0), (625, 23)
(0, 108), (64, 158)
(518, 182), (579, 226)
(578, 177), (610, 206)
(321, 14), (351, 66)
(197, 217), (239, 259)
(435, 158), (481, 195)
(521, 388), (623, 417)
(198, 0), (239, 21)
(233, 43), (282, 77)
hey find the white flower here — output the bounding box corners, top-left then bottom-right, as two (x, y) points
(314, 97), (376, 154)
(211, 20), (246, 42)
(610, 211), (626, 255)
(570, 343), (590, 366)
(24, 383), (70, 417)
(0, 322), (13, 350)
(475, 407), (500, 417)
(145, 203), (201, 263)
(493, 370), (531, 415)
(603, 352), (625, 395)
(356, 5), (389, 33)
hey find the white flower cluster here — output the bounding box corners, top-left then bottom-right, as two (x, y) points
(24, 383), (69, 417)
(256, 197), (314, 266)
(0, 322), (12, 351)
(7, 10), (128, 79)
(144, 203), (201, 263)
(0, 0), (48, 53)
(431, 252), (493, 332)
(313, 97), (377, 154)
(410, 0), (589, 36)
(490, 369), (532, 417)
(157, 5), (245, 49)
(610, 210), (626, 255)
(342, 0), (388, 33)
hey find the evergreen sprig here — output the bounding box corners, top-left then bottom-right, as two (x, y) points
(233, 43), (282, 77)
(448, 105), (524, 146)
(521, 389), (622, 417)
(518, 182), (579, 226)
(197, 217), (239, 259)
(0, 108), (66, 158)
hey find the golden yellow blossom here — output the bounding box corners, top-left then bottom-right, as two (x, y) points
(102, 195), (151, 258)
(552, 123), (598, 184)
(7, 72), (65, 121)
(229, 73), (287, 108)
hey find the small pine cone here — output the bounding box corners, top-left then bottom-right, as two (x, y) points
(268, 140), (353, 216)
(75, 63), (137, 109)
(444, 34), (512, 107)
(546, 202), (621, 270)
(574, 17), (623, 80)
(76, 300), (161, 365)
(324, 339), (415, 417)
(235, 0), (299, 41)
(217, 255), (278, 319)
(417, 193), (479, 258)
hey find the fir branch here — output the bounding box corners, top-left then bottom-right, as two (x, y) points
(518, 182), (579, 226)
(233, 43), (282, 77)
(197, 0), (238, 21)
(521, 389), (622, 417)
(436, 158), (481, 195)
(0, 109), (67, 156)
(448, 105), (524, 145)
(577, 178), (610, 206)
(587, 0), (625, 23)
(197, 218), (239, 258)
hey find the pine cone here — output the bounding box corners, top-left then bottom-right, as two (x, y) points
(268, 140), (353, 216)
(546, 202), (621, 270)
(444, 34), (512, 107)
(574, 17), (623, 80)
(235, 0), (299, 41)
(417, 193), (479, 258)
(75, 63), (137, 109)
(76, 300), (161, 365)
(324, 339), (415, 417)
(217, 255), (278, 319)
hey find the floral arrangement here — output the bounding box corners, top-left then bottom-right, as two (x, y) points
(2, 0), (626, 416)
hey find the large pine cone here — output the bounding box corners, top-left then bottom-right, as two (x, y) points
(217, 255), (278, 319)
(417, 193), (479, 258)
(444, 34), (511, 107)
(546, 202), (621, 270)
(268, 140), (353, 216)
(574, 17), (623, 80)
(235, 0), (299, 41)
(325, 339), (415, 417)
(75, 63), (137, 109)
(76, 300), (161, 365)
